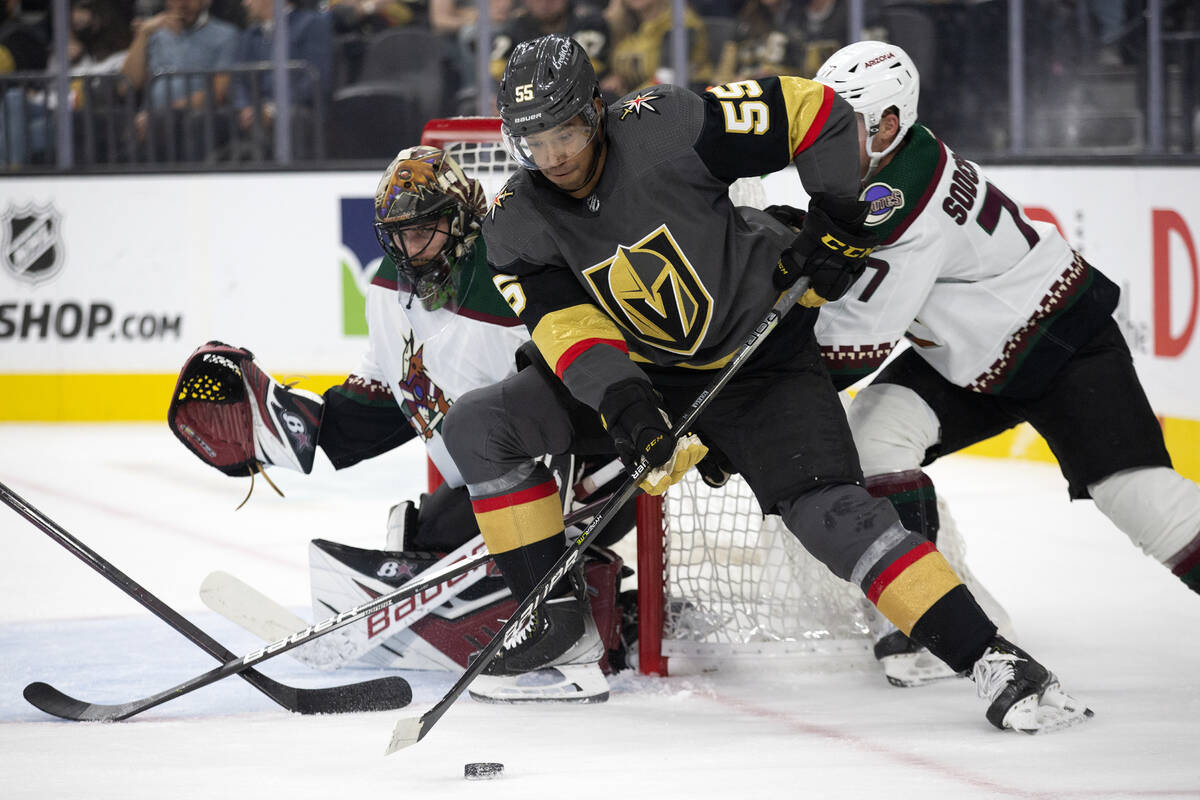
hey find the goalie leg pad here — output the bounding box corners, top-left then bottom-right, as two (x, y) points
(309, 538), (627, 674)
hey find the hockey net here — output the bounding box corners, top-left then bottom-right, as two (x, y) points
(418, 118), (967, 677)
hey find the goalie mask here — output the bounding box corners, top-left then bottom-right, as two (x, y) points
(815, 41), (920, 178)
(373, 146), (487, 312)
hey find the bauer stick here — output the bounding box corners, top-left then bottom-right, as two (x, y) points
(5, 482), (620, 721)
(198, 490), (624, 671)
(385, 276), (813, 753)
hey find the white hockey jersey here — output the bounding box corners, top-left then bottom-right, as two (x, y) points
(333, 246), (528, 486)
(815, 125), (1116, 395)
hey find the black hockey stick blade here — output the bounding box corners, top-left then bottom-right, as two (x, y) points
(17, 542), (501, 721)
(385, 278), (812, 754)
(23, 674), (412, 722)
(1, 479), (412, 718)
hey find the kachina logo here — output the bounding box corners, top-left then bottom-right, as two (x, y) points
(339, 197), (383, 336)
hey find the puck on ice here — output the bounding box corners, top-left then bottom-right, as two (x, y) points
(464, 762), (503, 780)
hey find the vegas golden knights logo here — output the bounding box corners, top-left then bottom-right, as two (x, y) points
(583, 225), (712, 356)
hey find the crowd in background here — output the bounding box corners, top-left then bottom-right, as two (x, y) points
(0, 0), (1197, 168)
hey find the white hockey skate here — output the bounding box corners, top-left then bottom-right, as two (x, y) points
(468, 574), (609, 704)
(873, 628), (961, 688)
(971, 636), (1093, 734)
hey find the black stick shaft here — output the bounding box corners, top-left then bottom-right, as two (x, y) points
(0, 481), (292, 693)
(1, 480), (414, 717)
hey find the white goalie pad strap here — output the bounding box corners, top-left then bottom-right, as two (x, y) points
(241, 362), (324, 474)
(1089, 466), (1200, 564)
(846, 383), (940, 475)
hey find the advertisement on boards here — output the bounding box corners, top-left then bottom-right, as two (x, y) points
(1, 166), (1196, 447)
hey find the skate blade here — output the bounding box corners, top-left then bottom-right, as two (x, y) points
(1002, 682), (1095, 734)
(469, 664), (609, 704)
(880, 652), (962, 688)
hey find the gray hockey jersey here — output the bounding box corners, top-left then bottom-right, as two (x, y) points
(483, 77), (863, 410)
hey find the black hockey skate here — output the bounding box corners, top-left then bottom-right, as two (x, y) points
(468, 570), (608, 704)
(971, 636), (1093, 734)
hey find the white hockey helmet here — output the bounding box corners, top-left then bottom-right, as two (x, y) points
(815, 40), (920, 173)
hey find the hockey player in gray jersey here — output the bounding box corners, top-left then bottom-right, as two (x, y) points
(809, 41), (1200, 663)
(439, 33), (1092, 732)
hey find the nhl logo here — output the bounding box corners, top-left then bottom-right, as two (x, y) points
(2, 204), (64, 286)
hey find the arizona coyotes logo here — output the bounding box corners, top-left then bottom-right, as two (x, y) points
(583, 225), (712, 356)
(2, 203), (63, 286)
(397, 334), (451, 439)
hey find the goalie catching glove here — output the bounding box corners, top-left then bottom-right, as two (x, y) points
(773, 193), (877, 307)
(598, 379), (707, 496)
(168, 341), (324, 482)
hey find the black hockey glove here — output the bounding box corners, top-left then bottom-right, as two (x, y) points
(599, 379), (675, 471)
(695, 446), (733, 489)
(599, 379), (709, 496)
(762, 204), (807, 232)
(773, 193), (877, 307)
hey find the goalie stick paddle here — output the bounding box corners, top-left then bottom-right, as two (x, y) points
(0, 479), (412, 720)
(385, 277), (813, 754)
(198, 496), (616, 671)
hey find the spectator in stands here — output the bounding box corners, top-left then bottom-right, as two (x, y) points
(121, 0), (237, 153)
(230, 0), (332, 156)
(449, 0), (511, 105)
(601, 0), (709, 96)
(1085, 0), (1128, 66)
(712, 0), (804, 85)
(429, 0), (474, 35)
(0, 0), (50, 73)
(327, 0), (422, 36)
(1, 0), (130, 165)
(488, 0), (610, 85)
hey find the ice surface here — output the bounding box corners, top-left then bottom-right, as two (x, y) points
(2, 423), (1198, 799)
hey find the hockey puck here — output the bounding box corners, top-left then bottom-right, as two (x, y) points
(464, 762), (504, 780)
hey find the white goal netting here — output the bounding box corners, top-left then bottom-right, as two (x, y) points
(655, 471), (874, 664)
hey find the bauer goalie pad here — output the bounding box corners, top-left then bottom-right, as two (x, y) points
(169, 340), (324, 477)
(308, 538), (630, 674)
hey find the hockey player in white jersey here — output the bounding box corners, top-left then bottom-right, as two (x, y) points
(810, 41), (1200, 693)
(168, 146), (633, 675)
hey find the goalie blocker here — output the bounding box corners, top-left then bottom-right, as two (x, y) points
(169, 341), (324, 482)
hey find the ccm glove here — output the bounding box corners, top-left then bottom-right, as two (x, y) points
(599, 379), (708, 496)
(774, 193), (877, 307)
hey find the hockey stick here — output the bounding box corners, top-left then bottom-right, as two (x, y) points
(385, 277), (813, 753)
(21, 530), (496, 721)
(0, 479), (413, 719)
(198, 494), (621, 671)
